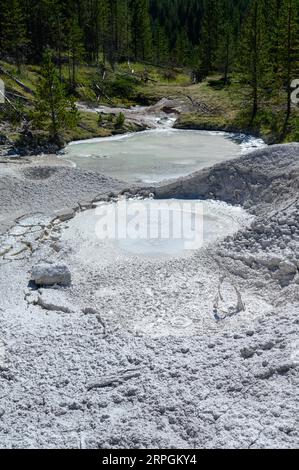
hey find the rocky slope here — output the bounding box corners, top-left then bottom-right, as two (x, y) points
(155, 144), (299, 291)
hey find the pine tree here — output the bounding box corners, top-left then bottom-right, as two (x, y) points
(277, 0), (299, 137)
(39, 0), (66, 81)
(237, 0), (270, 123)
(174, 30), (191, 66)
(216, 0), (235, 84)
(0, 0), (29, 70)
(50, 0), (66, 82)
(98, 0), (110, 65)
(153, 22), (169, 65)
(200, 0), (220, 75)
(131, 0), (153, 62)
(34, 51), (79, 142)
(66, 15), (85, 89)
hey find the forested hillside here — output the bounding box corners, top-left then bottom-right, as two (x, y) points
(0, 0), (299, 145)
(0, 0), (252, 68)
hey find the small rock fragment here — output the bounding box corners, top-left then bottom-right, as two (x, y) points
(31, 263), (71, 286)
(55, 208), (75, 222)
(240, 347), (255, 359)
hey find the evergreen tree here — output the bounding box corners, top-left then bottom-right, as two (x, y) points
(277, 0), (299, 137)
(99, 0), (110, 64)
(33, 51), (79, 142)
(237, 0), (270, 122)
(38, 0), (66, 81)
(216, 0), (235, 84)
(0, 0), (254, 72)
(0, 0), (29, 70)
(131, 0), (153, 61)
(66, 15), (85, 88)
(174, 30), (191, 66)
(200, 0), (220, 75)
(153, 22), (169, 65)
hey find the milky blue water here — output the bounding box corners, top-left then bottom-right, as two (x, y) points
(64, 129), (265, 184)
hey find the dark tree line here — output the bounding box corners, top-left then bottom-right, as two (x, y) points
(1, 1), (298, 71)
(0, 0), (258, 70)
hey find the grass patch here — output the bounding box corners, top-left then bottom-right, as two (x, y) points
(1, 60), (298, 144)
(62, 111), (111, 142)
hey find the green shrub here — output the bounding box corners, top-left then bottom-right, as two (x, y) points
(110, 76), (135, 99)
(97, 112), (103, 126)
(0, 101), (24, 125)
(286, 116), (299, 142)
(115, 112), (125, 129)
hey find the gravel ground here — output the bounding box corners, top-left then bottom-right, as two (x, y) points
(0, 144), (298, 449)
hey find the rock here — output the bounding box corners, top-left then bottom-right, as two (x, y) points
(94, 194), (109, 203)
(246, 330), (255, 337)
(83, 307), (98, 315)
(254, 254), (279, 270)
(31, 263), (71, 286)
(272, 260), (298, 286)
(181, 347), (190, 354)
(25, 291), (39, 305)
(253, 223), (266, 234)
(260, 341), (275, 351)
(18, 214), (53, 228)
(260, 239), (271, 250)
(278, 261), (297, 275)
(240, 347), (255, 359)
(55, 208), (75, 222)
(51, 242), (62, 253)
(36, 290), (74, 313)
(79, 200), (95, 210)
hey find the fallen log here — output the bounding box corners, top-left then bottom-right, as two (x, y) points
(0, 66), (34, 95)
(94, 83), (113, 104)
(6, 91), (32, 102)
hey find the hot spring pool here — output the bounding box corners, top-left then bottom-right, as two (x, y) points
(63, 129), (265, 184)
(62, 199), (253, 261)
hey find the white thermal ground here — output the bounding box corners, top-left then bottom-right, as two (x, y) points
(1, 113), (298, 449)
(62, 199), (253, 261)
(64, 129), (265, 183)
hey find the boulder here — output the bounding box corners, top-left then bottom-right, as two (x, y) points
(55, 208), (75, 222)
(272, 260), (298, 287)
(31, 263), (71, 286)
(278, 261), (297, 275)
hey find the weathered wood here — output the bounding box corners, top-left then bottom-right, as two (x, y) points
(0, 66), (34, 95)
(94, 83), (113, 104)
(6, 91), (32, 102)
